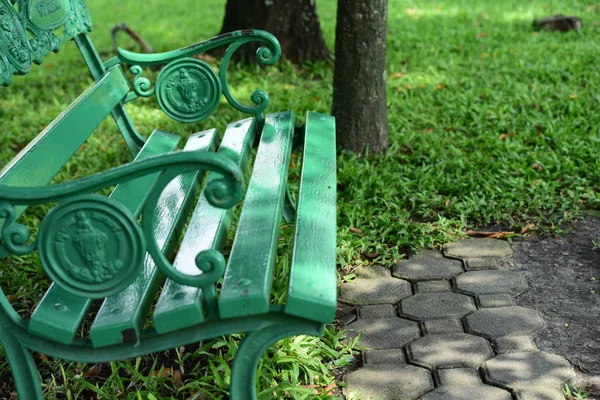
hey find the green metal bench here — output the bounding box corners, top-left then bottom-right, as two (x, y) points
(0, 1), (337, 398)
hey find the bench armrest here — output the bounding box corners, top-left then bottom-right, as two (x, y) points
(106, 30), (281, 128)
(0, 150), (244, 258)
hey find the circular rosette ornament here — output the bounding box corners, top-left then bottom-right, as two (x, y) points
(38, 195), (145, 299)
(155, 58), (222, 123)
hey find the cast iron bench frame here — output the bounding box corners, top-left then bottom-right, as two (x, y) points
(0, 1), (337, 398)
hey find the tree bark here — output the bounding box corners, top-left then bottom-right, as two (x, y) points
(214, 0), (331, 64)
(333, 0), (389, 154)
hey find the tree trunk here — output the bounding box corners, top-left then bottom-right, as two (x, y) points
(333, 0), (389, 154)
(214, 0), (331, 64)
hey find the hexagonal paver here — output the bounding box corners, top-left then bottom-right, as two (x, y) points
(400, 292), (476, 321)
(423, 319), (464, 335)
(346, 317), (421, 349)
(417, 280), (452, 293)
(482, 352), (575, 391)
(437, 368), (482, 386)
(513, 387), (568, 400)
(477, 294), (516, 308)
(464, 257), (500, 271)
(420, 385), (512, 400)
(363, 348), (407, 366)
(339, 266), (412, 305)
(444, 238), (513, 259)
(407, 333), (494, 369)
(465, 306), (545, 339)
(345, 365), (434, 400)
(455, 270), (528, 296)
(392, 258), (464, 281)
(493, 336), (538, 354)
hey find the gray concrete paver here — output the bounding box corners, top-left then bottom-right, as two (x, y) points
(407, 333), (494, 369)
(392, 258), (464, 282)
(400, 292), (476, 321)
(455, 270), (528, 296)
(465, 306), (545, 338)
(345, 365), (434, 400)
(444, 238), (513, 259)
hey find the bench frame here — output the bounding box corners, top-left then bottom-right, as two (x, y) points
(0, 1), (337, 398)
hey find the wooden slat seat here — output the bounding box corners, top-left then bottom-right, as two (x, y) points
(0, 5), (337, 398)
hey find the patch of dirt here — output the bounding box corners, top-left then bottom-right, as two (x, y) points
(507, 214), (600, 396)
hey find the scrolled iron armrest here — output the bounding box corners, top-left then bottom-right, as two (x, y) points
(0, 151), (244, 260)
(107, 30), (282, 128)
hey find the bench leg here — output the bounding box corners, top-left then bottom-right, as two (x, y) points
(229, 321), (323, 400)
(0, 319), (43, 399)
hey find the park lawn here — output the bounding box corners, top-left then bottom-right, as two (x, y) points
(0, 0), (599, 398)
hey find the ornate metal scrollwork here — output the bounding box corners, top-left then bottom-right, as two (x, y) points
(0, 201), (36, 257)
(114, 30), (282, 127)
(0, 0), (92, 86)
(0, 150), (244, 297)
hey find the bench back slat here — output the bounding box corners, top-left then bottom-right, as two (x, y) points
(285, 112), (337, 323)
(28, 130), (181, 344)
(88, 130), (218, 347)
(152, 118), (257, 333)
(0, 67), (130, 239)
(219, 111), (295, 319)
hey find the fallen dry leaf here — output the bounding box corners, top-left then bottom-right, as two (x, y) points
(445, 199), (451, 207)
(569, 94), (578, 99)
(152, 367), (172, 379)
(532, 163), (543, 171)
(476, 32), (489, 38)
(349, 227), (364, 236)
(435, 83), (446, 90)
(83, 363), (105, 378)
(520, 223), (535, 234)
(364, 252), (380, 259)
(390, 72), (406, 79)
(173, 370), (183, 389)
(466, 230), (514, 239)
(499, 132), (516, 141)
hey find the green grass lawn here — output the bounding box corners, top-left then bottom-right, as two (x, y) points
(1, 0), (599, 398)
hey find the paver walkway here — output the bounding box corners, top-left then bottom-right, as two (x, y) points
(339, 238), (576, 400)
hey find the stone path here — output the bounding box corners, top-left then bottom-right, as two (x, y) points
(339, 238), (576, 400)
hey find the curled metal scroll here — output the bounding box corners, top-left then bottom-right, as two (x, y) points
(140, 168), (240, 288)
(115, 29), (281, 126)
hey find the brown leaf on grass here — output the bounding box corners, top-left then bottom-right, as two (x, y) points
(532, 163), (543, 171)
(476, 32), (489, 38)
(569, 94), (578, 99)
(499, 132), (516, 141)
(173, 370), (183, 389)
(390, 72), (406, 79)
(445, 199), (451, 207)
(349, 227), (364, 236)
(38, 354), (49, 362)
(520, 223), (535, 234)
(152, 367), (172, 379)
(435, 83), (446, 90)
(364, 252), (380, 259)
(466, 230), (514, 238)
(83, 363), (105, 378)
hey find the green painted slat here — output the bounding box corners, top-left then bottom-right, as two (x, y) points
(219, 112), (295, 318)
(153, 118), (256, 334)
(285, 112), (337, 323)
(0, 67), (130, 239)
(28, 130), (181, 344)
(89, 130), (218, 347)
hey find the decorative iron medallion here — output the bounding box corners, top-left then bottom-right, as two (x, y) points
(155, 58), (221, 123)
(28, 0), (71, 31)
(38, 195), (145, 299)
(0, 0), (32, 74)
